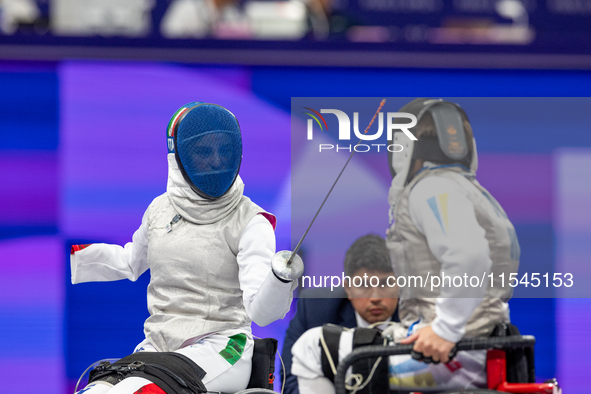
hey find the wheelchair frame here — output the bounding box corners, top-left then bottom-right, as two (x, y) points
(334, 335), (562, 394)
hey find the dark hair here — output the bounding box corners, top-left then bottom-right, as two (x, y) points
(344, 234), (392, 277)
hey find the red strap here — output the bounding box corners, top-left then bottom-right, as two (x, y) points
(259, 212), (277, 231)
(497, 382), (557, 393)
(487, 348), (556, 393)
(70, 244), (92, 255)
(134, 383), (167, 394)
(487, 349), (506, 389)
(445, 360), (462, 373)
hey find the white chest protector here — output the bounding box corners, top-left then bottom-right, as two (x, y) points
(387, 166), (520, 338)
(144, 193), (262, 352)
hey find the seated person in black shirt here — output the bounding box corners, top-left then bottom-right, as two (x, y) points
(280, 234), (399, 394)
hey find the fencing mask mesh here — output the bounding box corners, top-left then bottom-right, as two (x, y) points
(173, 103), (242, 199)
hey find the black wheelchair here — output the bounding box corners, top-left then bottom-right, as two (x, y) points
(76, 338), (280, 394)
(77, 333), (562, 394)
(334, 335), (562, 394)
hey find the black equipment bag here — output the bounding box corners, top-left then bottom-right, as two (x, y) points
(351, 328), (389, 394)
(320, 325), (345, 383)
(319, 325), (389, 393)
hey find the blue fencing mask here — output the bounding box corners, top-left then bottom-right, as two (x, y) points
(167, 103), (242, 199)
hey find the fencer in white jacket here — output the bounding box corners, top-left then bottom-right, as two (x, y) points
(71, 102), (300, 394)
(291, 98), (519, 393)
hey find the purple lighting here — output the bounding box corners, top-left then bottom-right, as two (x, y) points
(0, 152), (58, 226)
(0, 236), (64, 393)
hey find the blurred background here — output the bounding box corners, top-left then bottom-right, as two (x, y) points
(0, 0), (590, 393)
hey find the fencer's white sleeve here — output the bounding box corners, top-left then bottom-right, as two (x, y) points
(70, 210), (150, 284)
(409, 176), (492, 343)
(238, 214), (294, 327)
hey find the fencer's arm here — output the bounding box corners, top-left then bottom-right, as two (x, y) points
(70, 210), (150, 284)
(409, 176), (492, 343)
(238, 214), (295, 327)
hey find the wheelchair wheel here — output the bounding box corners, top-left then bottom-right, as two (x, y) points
(232, 389), (278, 394)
